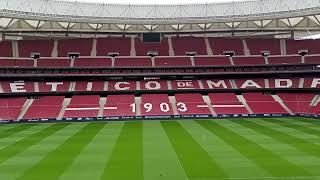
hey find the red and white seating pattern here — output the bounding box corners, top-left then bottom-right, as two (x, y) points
(0, 97), (26, 120)
(0, 91), (319, 121)
(63, 95), (100, 118)
(1, 77), (320, 93)
(23, 96), (64, 119)
(104, 95), (135, 117)
(242, 93), (287, 114)
(209, 93), (248, 114)
(277, 93), (315, 114)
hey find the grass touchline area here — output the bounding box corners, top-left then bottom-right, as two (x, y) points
(0, 117), (319, 180)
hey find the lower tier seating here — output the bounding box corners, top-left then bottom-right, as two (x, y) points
(209, 93), (249, 114)
(0, 92), (319, 121)
(242, 93), (288, 114)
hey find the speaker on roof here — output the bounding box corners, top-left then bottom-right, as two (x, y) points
(142, 33), (161, 43)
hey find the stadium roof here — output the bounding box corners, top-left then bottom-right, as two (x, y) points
(1, 0), (320, 36)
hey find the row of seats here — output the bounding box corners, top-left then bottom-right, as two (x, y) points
(2, 78), (319, 93)
(0, 55), (318, 68)
(0, 93), (318, 120)
(2, 37), (320, 57)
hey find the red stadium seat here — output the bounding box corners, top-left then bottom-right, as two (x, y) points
(171, 36), (207, 56)
(194, 56), (231, 66)
(58, 39), (93, 57)
(0, 41), (13, 57)
(23, 96), (64, 119)
(97, 37), (131, 56)
(18, 40), (54, 57)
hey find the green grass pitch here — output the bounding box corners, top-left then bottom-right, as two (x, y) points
(0, 117), (320, 180)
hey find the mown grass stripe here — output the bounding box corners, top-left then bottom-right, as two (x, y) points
(0, 123), (69, 165)
(59, 122), (124, 180)
(143, 121), (187, 180)
(101, 121), (143, 180)
(0, 123), (86, 180)
(161, 121), (227, 180)
(234, 119), (320, 159)
(17, 123), (105, 180)
(180, 120), (270, 179)
(196, 120), (311, 177)
(0, 124), (35, 139)
(260, 118), (320, 138)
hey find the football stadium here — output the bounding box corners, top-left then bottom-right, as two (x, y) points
(0, 0), (320, 179)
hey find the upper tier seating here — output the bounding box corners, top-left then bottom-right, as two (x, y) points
(135, 38), (169, 56)
(104, 94), (135, 117)
(115, 57), (152, 67)
(74, 58), (112, 67)
(0, 97), (26, 120)
(23, 96), (64, 119)
(233, 56), (265, 65)
(58, 39), (93, 57)
(242, 93), (287, 114)
(268, 56), (302, 65)
(174, 93), (211, 115)
(0, 59), (34, 67)
(286, 39), (320, 55)
(97, 37), (131, 56)
(155, 57), (192, 67)
(194, 56), (231, 66)
(0, 41), (13, 57)
(18, 40), (54, 57)
(64, 95), (100, 118)
(209, 38), (244, 55)
(209, 93), (248, 114)
(37, 58), (71, 67)
(304, 55), (320, 64)
(246, 39), (281, 55)
(171, 36), (207, 56)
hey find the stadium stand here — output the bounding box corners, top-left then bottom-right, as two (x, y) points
(171, 36), (207, 56)
(23, 96), (64, 119)
(277, 93), (316, 114)
(0, 41), (13, 57)
(63, 95), (100, 118)
(233, 56), (266, 65)
(286, 39), (320, 55)
(194, 56), (231, 66)
(242, 93), (288, 114)
(96, 37), (131, 56)
(0, 97), (26, 120)
(141, 94), (174, 116)
(135, 37), (169, 56)
(0, 59), (34, 67)
(209, 38), (244, 55)
(18, 40), (54, 57)
(174, 93), (212, 115)
(155, 57), (192, 67)
(268, 56), (302, 64)
(115, 57), (152, 67)
(104, 94), (136, 117)
(74, 58), (112, 67)
(209, 93), (249, 114)
(57, 38), (93, 57)
(0, 36), (319, 121)
(246, 39), (281, 55)
(37, 58), (71, 67)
